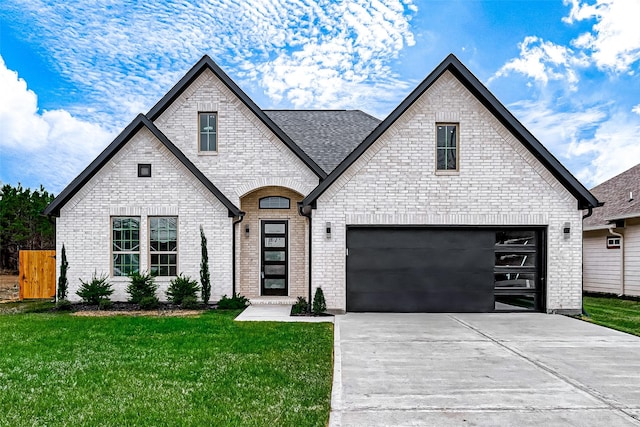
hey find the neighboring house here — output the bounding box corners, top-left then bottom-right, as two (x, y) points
(44, 54), (599, 314)
(583, 163), (640, 296)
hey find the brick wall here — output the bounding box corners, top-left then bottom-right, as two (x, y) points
(312, 71), (584, 313)
(153, 69), (319, 205)
(57, 128), (233, 302)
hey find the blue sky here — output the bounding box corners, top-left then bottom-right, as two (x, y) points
(1, 0), (639, 195)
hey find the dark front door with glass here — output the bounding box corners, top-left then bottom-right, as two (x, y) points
(261, 220), (288, 296)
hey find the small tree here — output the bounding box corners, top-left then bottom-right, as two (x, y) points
(166, 274), (200, 306)
(200, 225), (211, 304)
(57, 244), (69, 301)
(312, 287), (327, 315)
(77, 272), (113, 305)
(126, 271), (158, 304)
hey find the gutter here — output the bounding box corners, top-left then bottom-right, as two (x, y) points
(299, 203), (313, 304)
(232, 213), (245, 296)
(608, 225), (624, 297)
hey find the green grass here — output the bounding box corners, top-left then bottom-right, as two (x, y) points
(583, 295), (640, 336)
(0, 310), (333, 426)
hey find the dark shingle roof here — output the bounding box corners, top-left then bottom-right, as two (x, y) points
(265, 110), (381, 174)
(584, 163), (640, 229)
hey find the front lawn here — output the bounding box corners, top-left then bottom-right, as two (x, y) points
(0, 310), (333, 426)
(583, 295), (640, 336)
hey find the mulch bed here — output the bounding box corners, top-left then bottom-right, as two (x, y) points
(69, 301), (216, 317)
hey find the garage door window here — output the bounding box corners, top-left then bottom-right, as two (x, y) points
(494, 230), (543, 311)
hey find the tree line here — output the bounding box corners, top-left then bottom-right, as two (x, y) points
(0, 184), (55, 272)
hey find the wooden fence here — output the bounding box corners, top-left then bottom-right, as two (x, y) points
(19, 250), (56, 299)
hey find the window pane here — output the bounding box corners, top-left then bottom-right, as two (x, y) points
(264, 265), (286, 275)
(264, 279), (285, 289)
(265, 237), (285, 247)
(113, 254), (139, 277)
(495, 273), (536, 289)
(259, 197), (290, 209)
(449, 126), (456, 147)
(495, 253), (536, 267)
(496, 231), (537, 246)
(437, 149), (446, 169)
(264, 251), (285, 261)
(199, 113), (217, 151)
(495, 294), (536, 311)
(437, 126), (446, 147)
(264, 223), (285, 234)
(446, 147), (456, 169)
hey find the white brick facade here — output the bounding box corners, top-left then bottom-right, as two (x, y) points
(57, 128), (234, 302)
(311, 71), (583, 313)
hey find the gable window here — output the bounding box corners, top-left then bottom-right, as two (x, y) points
(150, 217), (178, 276)
(436, 124), (458, 171)
(259, 196), (290, 209)
(607, 236), (621, 249)
(112, 217), (140, 276)
(199, 112), (217, 152)
(138, 163), (151, 177)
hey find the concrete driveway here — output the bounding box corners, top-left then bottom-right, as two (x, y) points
(330, 313), (640, 426)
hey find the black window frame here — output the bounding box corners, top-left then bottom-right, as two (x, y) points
(138, 163), (151, 177)
(436, 123), (458, 171)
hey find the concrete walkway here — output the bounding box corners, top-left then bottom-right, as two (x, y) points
(235, 304), (334, 322)
(331, 313), (640, 426)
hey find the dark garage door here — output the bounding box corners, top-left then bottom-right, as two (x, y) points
(346, 227), (544, 313)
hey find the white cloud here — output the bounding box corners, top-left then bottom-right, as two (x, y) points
(509, 98), (640, 187)
(564, 0), (640, 72)
(1, 0), (418, 120)
(490, 36), (587, 89)
(633, 104), (640, 115)
(0, 56), (114, 193)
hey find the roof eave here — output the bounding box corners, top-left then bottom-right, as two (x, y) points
(146, 56), (327, 180)
(302, 54), (600, 210)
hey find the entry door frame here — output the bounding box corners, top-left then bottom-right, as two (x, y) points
(260, 219), (289, 296)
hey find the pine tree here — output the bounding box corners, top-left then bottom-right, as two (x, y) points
(200, 225), (211, 304)
(57, 244), (69, 301)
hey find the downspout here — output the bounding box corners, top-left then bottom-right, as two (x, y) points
(232, 213), (245, 296)
(581, 207), (594, 316)
(608, 226), (624, 297)
(582, 207), (593, 220)
(299, 203), (313, 304)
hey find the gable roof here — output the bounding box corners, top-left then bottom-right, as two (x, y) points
(264, 110), (381, 174)
(146, 55), (327, 179)
(43, 114), (242, 217)
(300, 54), (600, 210)
(584, 163), (640, 229)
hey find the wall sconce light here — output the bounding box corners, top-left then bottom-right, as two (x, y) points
(563, 222), (570, 239)
(245, 224), (250, 237)
(326, 222), (331, 238)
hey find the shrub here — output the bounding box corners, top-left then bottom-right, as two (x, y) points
(166, 274), (200, 306)
(139, 295), (160, 310)
(291, 296), (309, 315)
(98, 299), (113, 310)
(55, 299), (73, 311)
(312, 287), (326, 315)
(57, 244), (69, 301)
(127, 272), (158, 304)
(217, 293), (249, 310)
(77, 272), (113, 305)
(200, 225), (211, 305)
(181, 295), (200, 310)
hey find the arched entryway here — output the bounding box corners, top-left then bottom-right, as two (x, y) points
(238, 186), (308, 300)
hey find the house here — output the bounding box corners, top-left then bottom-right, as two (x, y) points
(44, 54), (599, 314)
(583, 163), (640, 296)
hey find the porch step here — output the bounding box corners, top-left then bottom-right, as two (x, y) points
(249, 296), (297, 305)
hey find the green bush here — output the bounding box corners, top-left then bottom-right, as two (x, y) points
(200, 225), (211, 305)
(217, 293), (249, 309)
(312, 287), (326, 315)
(57, 244), (69, 301)
(127, 272), (158, 304)
(139, 295), (160, 310)
(291, 296), (309, 315)
(166, 274), (200, 306)
(98, 299), (113, 310)
(181, 295), (200, 309)
(55, 299), (73, 311)
(77, 272), (113, 305)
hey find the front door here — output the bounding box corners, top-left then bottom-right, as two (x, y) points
(261, 220), (288, 296)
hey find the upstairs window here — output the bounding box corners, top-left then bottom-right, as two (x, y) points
(199, 112), (217, 152)
(259, 197), (290, 209)
(436, 124), (458, 171)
